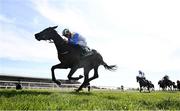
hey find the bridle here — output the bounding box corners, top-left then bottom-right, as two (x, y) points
(60, 51), (69, 55)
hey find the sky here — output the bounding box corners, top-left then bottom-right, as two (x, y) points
(0, 0), (180, 89)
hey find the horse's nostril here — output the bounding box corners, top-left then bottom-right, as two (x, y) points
(35, 34), (40, 41)
(35, 34), (38, 37)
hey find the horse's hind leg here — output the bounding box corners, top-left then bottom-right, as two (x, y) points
(76, 68), (90, 92)
(88, 67), (99, 82)
(81, 66), (99, 89)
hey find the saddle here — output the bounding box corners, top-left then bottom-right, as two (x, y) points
(80, 46), (94, 57)
(69, 44), (94, 58)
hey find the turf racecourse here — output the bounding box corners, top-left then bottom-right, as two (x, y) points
(0, 89), (180, 110)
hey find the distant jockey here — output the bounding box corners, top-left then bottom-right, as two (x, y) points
(138, 70), (146, 79)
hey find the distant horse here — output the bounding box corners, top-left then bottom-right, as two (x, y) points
(158, 79), (173, 90)
(165, 80), (173, 90)
(158, 80), (166, 90)
(177, 80), (180, 91)
(136, 76), (152, 92)
(172, 82), (177, 91)
(35, 26), (117, 92)
(149, 82), (155, 91)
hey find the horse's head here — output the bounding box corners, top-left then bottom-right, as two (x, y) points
(173, 82), (175, 85)
(151, 84), (154, 88)
(136, 76), (140, 82)
(35, 26), (59, 41)
(177, 80), (180, 84)
(158, 80), (162, 85)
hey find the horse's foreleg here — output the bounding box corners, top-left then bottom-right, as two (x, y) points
(147, 87), (150, 93)
(67, 67), (83, 80)
(140, 86), (142, 92)
(51, 63), (66, 87)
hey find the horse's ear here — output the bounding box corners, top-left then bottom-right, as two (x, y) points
(52, 26), (58, 29)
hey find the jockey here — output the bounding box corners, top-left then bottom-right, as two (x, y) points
(62, 28), (90, 56)
(138, 70), (146, 79)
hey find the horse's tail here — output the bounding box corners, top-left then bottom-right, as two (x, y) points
(102, 61), (117, 71)
(94, 50), (117, 71)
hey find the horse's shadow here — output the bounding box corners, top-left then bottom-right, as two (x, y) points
(0, 90), (51, 98)
(0, 89), (93, 98)
(68, 91), (93, 96)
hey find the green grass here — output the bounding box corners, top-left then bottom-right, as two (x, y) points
(0, 89), (180, 110)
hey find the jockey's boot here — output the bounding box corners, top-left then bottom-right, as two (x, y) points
(80, 46), (93, 57)
(80, 46), (86, 56)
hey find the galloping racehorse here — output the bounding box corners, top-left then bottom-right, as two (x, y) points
(35, 26), (117, 92)
(136, 76), (153, 92)
(158, 75), (175, 91)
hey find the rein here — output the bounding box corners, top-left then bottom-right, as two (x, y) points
(45, 33), (69, 55)
(60, 51), (69, 55)
(52, 38), (69, 55)
(49, 40), (54, 43)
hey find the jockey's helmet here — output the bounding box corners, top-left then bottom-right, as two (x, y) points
(62, 29), (70, 36)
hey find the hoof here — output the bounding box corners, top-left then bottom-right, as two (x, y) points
(84, 82), (90, 87)
(75, 88), (83, 92)
(79, 75), (84, 79)
(88, 86), (90, 92)
(55, 81), (61, 87)
(75, 89), (79, 92)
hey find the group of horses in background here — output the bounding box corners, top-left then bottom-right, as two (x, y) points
(136, 72), (180, 92)
(136, 76), (154, 92)
(158, 75), (180, 91)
